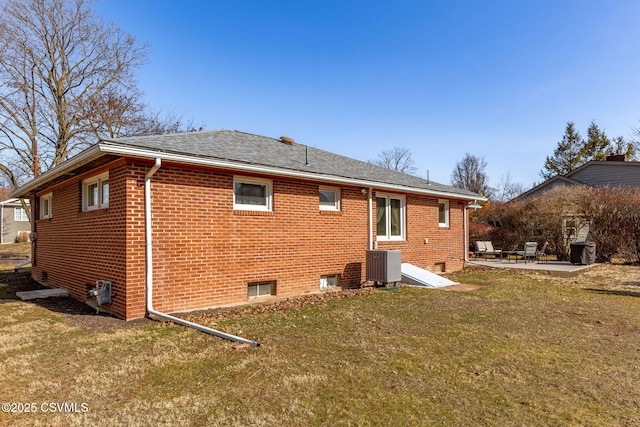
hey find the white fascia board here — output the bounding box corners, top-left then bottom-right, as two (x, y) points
(10, 145), (104, 199)
(100, 143), (485, 202)
(0, 198), (28, 206)
(11, 141), (486, 202)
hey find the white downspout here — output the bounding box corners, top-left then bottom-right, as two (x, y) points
(463, 204), (469, 263)
(0, 203), (4, 244)
(368, 188), (374, 250)
(144, 158), (259, 347)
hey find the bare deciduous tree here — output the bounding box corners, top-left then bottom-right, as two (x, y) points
(0, 0), (197, 189)
(494, 172), (527, 202)
(84, 87), (202, 139)
(450, 153), (494, 199)
(369, 146), (418, 175)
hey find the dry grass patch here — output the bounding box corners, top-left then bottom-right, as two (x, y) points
(1, 265), (640, 426)
(0, 242), (30, 257)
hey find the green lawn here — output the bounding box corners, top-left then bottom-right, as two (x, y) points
(1, 264), (639, 426)
(0, 242), (30, 257)
(0, 242), (30, 271)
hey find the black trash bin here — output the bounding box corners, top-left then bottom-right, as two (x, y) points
(570, 241), (596, 265)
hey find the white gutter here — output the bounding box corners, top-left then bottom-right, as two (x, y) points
(11, 141), (486, 203)
(101, 143), (485, 202)
(10, 145), (104, 199)
(144, 158), (260, 347)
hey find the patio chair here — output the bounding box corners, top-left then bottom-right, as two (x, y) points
(536, 241), (549, 263)
(474, 241), (487, 258)
(522, 241), (538, 263)
(484, 241), (502, 260)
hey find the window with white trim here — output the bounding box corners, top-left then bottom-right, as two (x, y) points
(234, 176), (272, 211)
(248, 281), (275, 298)
(83, 172), (109, 211)
(319, 186), (340, 211)
(40, 193), (52, 219)
(14, 207), (29, 222)
(438, 200), (449, 227)
(376, 194), (405, 240)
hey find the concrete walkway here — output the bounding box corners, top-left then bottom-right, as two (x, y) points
(467, 259), (598, 276)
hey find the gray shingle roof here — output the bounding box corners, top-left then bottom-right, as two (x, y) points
(107, 129), (481, 199)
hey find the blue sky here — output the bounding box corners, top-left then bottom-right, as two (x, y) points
(96, 1), (640, 189)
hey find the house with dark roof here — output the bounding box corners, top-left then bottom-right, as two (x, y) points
(515, 155), (640, 200)
(11, 129), (484, 320)
(512, 155), (640, 246)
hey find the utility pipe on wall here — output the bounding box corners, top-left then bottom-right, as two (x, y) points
(144, 158), (259, 347)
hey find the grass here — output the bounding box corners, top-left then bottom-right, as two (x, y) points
(1, 264), (640, 426)
(0, 242), (31, 257)
(0, 242), (31, 271)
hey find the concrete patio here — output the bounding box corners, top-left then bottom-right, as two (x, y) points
(467, 258), (598, 277)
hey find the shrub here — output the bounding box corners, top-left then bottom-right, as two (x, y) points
(15, 231), (30, 243)
(471, 186), (640, 263)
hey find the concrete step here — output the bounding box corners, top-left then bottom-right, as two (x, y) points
(16, 288), (69, 301)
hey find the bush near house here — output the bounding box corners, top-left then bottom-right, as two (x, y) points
(471, 186), (640, 263)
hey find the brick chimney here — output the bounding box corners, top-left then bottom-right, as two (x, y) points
(605, 154), (627, 162)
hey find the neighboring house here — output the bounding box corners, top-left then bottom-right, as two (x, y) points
(0, 198), (31, 244)
(11, 129), (484, 320)
(514, 155), (640, 245)
(516, 155), (640, 200)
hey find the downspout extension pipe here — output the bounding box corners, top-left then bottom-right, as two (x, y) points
(144, 158), (260, 347)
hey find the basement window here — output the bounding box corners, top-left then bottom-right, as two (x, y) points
(248, 281), (275, 298)
(234, 176), (272, 211)
(40, 193), (52, 219)
(320, 275), (339, 289)
(83, 172), (109, 211)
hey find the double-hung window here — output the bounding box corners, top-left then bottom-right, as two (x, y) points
(376, 194), (405, 240)
(83, 173), (109, 211)
(40, 193), (52, 219)
(438, 200), (450, 227)
(234, 176), (272, 211)
(319, 186), (340, 211)
(14, 207), (29, 222)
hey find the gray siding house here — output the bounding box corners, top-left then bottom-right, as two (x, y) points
(515, 155), (640, 200)
(514, 155), (639, 246)
(1, 198), (31, 244)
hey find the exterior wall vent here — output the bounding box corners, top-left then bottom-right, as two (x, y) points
(280, 136), (295, 144)
(366, 250), (401, 285)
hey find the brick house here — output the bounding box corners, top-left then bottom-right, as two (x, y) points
(11, 129), (483, 320)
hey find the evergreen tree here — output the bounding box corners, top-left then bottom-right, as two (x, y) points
(540, 122), (585, 180)
(583, 120), (611, 161)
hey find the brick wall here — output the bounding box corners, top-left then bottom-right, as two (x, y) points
(32, 163), (129, 317)
(376, 194), (465, 272)
(32, 160), (468, 320)
(143, 165), (370, 315)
